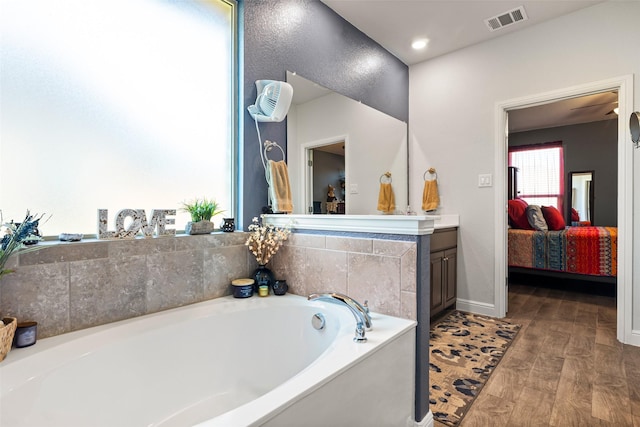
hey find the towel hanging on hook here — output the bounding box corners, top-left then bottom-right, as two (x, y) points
(262, 140), (292, 213)
(377, 172), (395, 213)
(422, 167), (439, 212)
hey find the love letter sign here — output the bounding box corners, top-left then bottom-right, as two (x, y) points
(98, 209), (176, 239)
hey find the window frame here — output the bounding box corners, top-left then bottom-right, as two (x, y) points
(0, 0), (239, 240)
(508, 141), (564, 215)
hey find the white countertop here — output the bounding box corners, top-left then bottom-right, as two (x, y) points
(429, 214), (460, 229)
(264, 213), (459, 236)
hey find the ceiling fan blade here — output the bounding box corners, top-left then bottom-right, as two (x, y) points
(571, 100), (618, 110)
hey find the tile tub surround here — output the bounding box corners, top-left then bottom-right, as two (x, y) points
(0, 230), (427, 338)
(0, 233), (255, 339)
(269, 233), (418, 320)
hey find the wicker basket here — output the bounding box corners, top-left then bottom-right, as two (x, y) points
(0, 317), (17, 362)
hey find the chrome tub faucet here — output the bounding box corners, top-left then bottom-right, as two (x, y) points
(308, 292), (372, 343)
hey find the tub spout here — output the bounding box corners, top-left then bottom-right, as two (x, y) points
(308, 292), (372, 343)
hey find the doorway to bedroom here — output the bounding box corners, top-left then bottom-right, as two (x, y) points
(506, 91), (618, 298)
(495, 75), (634, 345)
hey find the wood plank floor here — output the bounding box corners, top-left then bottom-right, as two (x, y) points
(434, 281), (640, 427)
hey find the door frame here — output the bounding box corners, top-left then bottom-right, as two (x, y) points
(493, 74), (635, 344)
(300, 135), (349, 215)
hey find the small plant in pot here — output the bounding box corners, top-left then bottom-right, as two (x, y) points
(182, 198), (224, 235)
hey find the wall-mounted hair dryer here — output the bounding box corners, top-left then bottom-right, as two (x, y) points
(247, 80), (294, 122)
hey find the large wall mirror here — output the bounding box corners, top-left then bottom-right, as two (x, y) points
(568, 170), (594, 225)
(286, 72), (408, 215)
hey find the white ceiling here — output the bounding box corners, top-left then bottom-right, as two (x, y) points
(319, 0), (618, 132)
(320, 0), (605, 66)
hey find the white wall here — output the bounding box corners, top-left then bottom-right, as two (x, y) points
(289, 92), (408, 215)
(409, 2), (639, 318)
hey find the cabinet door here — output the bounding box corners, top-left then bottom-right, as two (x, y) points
(430, 251), (444, 314)
(444, 248), (457, 308)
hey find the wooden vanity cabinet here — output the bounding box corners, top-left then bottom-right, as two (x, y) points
(430, 227), (458, 317)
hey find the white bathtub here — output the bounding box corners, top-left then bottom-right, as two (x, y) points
(0, 294), (416, 427)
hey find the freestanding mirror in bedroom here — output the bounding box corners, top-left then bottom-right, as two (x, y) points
(568, 170), (594, 224)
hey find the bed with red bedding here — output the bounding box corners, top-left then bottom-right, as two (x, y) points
(508, 226), (617, 283)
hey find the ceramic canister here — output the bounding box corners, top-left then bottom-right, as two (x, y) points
(14, 321), (37, 348)
(231, 278), (254, 298)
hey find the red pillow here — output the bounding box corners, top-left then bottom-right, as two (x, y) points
(571, 208), (580, 222)
(541, 206), (566, 231)
(508, 199), (532, 229)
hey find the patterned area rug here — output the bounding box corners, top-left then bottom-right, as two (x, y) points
(429, 311), (521, 426)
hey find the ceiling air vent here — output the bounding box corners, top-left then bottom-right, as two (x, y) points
(485, 6), (528, 32)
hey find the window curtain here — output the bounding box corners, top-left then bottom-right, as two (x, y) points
(509, 141), (564, 216)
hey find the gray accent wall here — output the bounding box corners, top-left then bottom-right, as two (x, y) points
(509, 119), (618, 226)
(242, 0), (408, 228)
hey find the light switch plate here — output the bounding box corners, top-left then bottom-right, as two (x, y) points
(478, 174), (493, 187)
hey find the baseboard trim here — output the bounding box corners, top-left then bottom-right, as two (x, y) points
(414, 410), (434, 427)
(455, 298), (498, 317)
(627, 330), (640, 346)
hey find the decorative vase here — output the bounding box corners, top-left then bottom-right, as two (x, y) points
(253, 265), (274, 292)
(220, 218), (235, 232)
(0, 317), (17, 362)
(273, 280), (288, 296)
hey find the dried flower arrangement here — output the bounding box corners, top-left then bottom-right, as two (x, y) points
(245, 215), (291, 265)
(1, 211), (44, 280)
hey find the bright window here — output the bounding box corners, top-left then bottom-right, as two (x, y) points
(509, 142), (564, 214)
(0, 0), (236, 236)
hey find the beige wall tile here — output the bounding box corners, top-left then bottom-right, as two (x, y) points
(305, 248), (348, 295)
(19, 241), (108, 265)
(347, 253), (401, 317)
(204, 245), (252, 299)
(326, 236), (372, 253)
(108, 237), (176, 259)
(286, 233), (326, 249)
(401, 245), (417, 292)
(401, 291), (417, 321)
(146, 250), (204, 313)
(373, 239), (414, 257)
(0, 262), (70, 338)
(269, 245), (308, 296)
(69, 257), (147, 330)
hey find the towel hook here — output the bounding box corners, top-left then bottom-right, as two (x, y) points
(380, 171), (392, 183)
(423, 167), (437, 181)
(263, 140), (285, 163)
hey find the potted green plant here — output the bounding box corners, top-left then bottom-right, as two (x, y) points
(182, 198), (224, 235)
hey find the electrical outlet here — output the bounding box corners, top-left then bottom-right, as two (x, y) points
(478, 174), (493, 187)
(350, 184), (359, 194)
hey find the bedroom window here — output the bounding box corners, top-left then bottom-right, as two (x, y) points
(508, 142), (564, 214)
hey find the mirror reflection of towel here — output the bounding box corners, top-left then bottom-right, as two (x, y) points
(422, 180), (439, 211)
(377, 183), (395, 213)
(267, 160), (293, 213)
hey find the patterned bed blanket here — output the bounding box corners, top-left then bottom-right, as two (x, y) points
(508, 226), (617, 277)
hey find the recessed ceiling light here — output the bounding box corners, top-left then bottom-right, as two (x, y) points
(411, 39), (428, 50)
